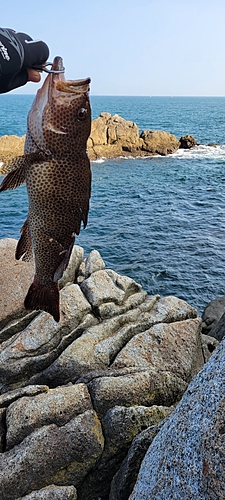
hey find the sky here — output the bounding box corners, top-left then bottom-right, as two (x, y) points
(2, 0), (225, 95)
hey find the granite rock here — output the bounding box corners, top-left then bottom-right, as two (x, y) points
(130, 337), (225, 500)
(0, 239), (215, 500)
(16, 485), (77, 500)
(140, 129), (180, 155)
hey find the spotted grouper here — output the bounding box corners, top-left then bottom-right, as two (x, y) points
(0, 56), (91, 322)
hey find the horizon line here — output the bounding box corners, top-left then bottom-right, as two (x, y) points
(3, 93), (225, 98)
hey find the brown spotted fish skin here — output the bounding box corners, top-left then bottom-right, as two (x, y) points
(0, 56), (91, 322)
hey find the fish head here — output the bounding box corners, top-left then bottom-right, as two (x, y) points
(25, 56), (91, 156)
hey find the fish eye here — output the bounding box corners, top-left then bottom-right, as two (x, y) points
(77, 108), (87, 120)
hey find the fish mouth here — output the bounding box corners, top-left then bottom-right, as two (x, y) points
(50, 56), (91, 95)
(56, 77), (91, 94)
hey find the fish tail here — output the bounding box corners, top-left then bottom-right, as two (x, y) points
(24, 278), (60, 322)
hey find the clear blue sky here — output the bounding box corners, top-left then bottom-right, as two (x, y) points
(2, 0), (225, 95)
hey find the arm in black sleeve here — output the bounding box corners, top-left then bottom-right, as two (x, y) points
(0, 28), (49, 93)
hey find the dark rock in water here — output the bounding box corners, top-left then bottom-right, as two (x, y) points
(0, 238), (220, 499)
(208, 309), (225, 342)
(179, 134), (197, 149)
(202, 295), (225, 335)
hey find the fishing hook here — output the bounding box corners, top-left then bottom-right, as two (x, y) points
(32, 62), (65, 74)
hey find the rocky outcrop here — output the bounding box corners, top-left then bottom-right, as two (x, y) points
(201, 295), (225, 335)
(140, 129), (180, 156)
(0, 238), (214, 499)
(88, 112), (141, 159)
(0, 135), (25, 162)
(0, 113), (199, 164)
(179, 134), (197, 149)
(88, 113), (180, 159)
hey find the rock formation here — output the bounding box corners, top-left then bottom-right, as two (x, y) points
(201, 295), (225, 336)
(0, 113), (199, 164)
(0, 238), (220, 499)
(129, 334), (225, 500)
(0, 134), (25, 162)
(179, 134), (197, 149)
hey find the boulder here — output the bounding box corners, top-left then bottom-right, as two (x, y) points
(201, 295), (225, 335)
(179, 134), (197, 149)
(140, 130), (180, 155)
(207, 309), (225, 341)
(17, 485), (77, 500)
(0, 238), (35, 331)
(109, 421), (166, 500)
(79, 405), (173, 500)
(88, 112), (141, 159)
(129, 337), (225, 500)
(0, 409), (104, 500)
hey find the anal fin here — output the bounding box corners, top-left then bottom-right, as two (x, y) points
(16, 219), (33, 262)
(53, 238), (75, 282)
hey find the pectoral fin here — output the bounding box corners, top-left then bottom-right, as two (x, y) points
(0, 157), (26, 191)
(0, 151), (52, 192)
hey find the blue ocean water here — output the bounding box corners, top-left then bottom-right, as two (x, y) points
(1, 94), (225, 314)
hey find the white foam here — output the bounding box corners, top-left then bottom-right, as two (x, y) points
(93, 158), (106, 163)
(172, 144), (225, 160)
(91, 145), (225, 164)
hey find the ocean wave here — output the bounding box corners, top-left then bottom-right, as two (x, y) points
(93, 158), (106, 164)
(172, 144), (225, 160)
(91, 145), (225, 164)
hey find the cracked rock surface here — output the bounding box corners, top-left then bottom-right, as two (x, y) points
(0, 239), (217, 500)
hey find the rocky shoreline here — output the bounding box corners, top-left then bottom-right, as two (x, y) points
(0, 111), (224, 499)
(0, 112), (198, 164)
(0, 238), (224, 499)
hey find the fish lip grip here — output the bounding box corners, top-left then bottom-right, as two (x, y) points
(32, 62), (65, 74)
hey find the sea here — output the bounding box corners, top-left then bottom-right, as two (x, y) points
(1, 94), (225, 315)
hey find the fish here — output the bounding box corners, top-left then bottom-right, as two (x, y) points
(0, 56), (91, 322)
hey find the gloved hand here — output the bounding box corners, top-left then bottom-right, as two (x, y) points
(0, 28), (49, 93)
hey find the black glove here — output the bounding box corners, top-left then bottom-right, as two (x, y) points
(0, 28), (49, 93)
